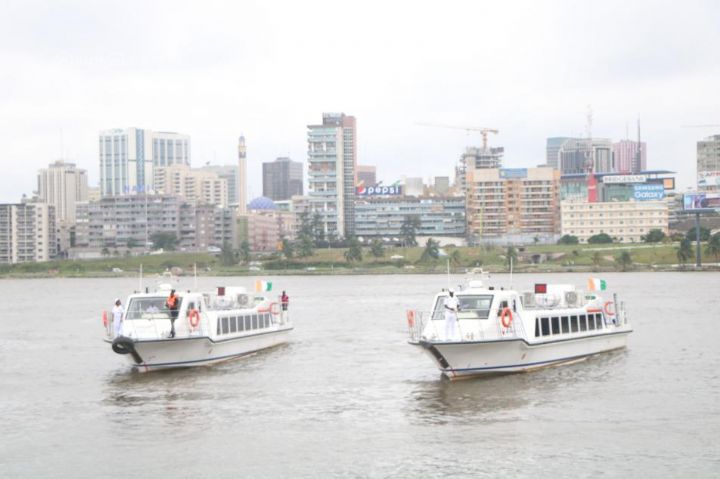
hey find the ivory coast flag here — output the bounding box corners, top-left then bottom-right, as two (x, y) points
(587, 277), (607, 291)
(255, 280), (273, 292)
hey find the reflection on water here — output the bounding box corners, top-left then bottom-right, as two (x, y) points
(406, 349), (630, 424)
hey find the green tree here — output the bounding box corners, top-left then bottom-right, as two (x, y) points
(400, 215), (420, 247)
(592, 252), (602, 269)
(505, 245), (518, 271)
(676, 238), (693, 266)
(616, 251), (632, 271)
(588, 233), (613, 244)
(298, 211), (313, 239)
(343, 236), (363, 263)
(642, 229), (666, 243)
(281, 238), (294, 259)
(557, 234), (579, 245)
(450, 249), (463, 266)
(420, 238), (440, 262)
(149, 231), (178, 251)
(239, 240), (251, 263)
(705, 233), (720, 261)
(126, 237), (138, 248)
(686, 226), (711, 242)
(298, 235), (315, 258)
(369, 239), (385, 258)
(101, 247), (110, 257)
(220, 241), (237, 266)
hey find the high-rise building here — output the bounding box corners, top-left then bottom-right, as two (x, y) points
(237, 136), (248, 213)
(36, 160), (88, 224)
(200, 164), (240, 206)
(99, 128), (190, 196)
(559, 138), (613, 175)
(307, 112), (357, 237)
(466, 167), (560, 243)
(354, 196), (466, 238)
(0, 202), (57, 264)
(262, 157), (303, 201)
(546, 137), (573, 169)
(613, 140), (647, 174)
(154, 164), (229, 207)
(404, 177), (424, 197)
(433, 176), (450, 195)
(74, 195), (234, 250)
(357, 165), (376, 186)
(456, 146), (504, 195)
(697, 134), (720, 192)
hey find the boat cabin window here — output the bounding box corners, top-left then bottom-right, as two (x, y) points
(579, 314), (587, 331)
(561, 317), (570, 334)
(458, 295), (494, 319)
(551, 317), (560, 334)
(534, 312), (604, 338)
(125, 297), (172, 320)
(571, 315), (579, 332)
(217, 312), (274, 335)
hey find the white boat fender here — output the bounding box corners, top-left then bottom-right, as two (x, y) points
(500, 307), (513, 328)
(112, 336), (143, 364)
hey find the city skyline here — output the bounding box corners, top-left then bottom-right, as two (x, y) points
(2, 0), (720, 202)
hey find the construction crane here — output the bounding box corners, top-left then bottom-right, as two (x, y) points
(416, 122), (499, 150)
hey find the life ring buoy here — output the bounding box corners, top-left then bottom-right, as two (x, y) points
(188, 309), (201, 328)
(102, 311), (108, 327)
(406, 310), (415, 328)
(603, 301), (615, 316)
(259, 302), (280, 315)
(500, 307), (513, 328)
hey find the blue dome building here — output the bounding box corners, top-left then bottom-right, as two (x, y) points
(247, 196), (278, 211)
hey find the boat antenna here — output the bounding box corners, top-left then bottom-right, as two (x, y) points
(139, 263), (143, 292)
(509, 255), (513, 289)
(194, 262), (198, 290)
(446, 258), (451, 290)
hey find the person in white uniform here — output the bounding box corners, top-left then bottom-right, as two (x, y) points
(444, 290), (460, 341)
(112, 299), (124, 337)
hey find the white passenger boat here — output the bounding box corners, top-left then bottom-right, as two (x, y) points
(407, 280), (632, 379)
(103, 285), (293, 372)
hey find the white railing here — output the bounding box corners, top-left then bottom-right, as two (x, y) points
(103, 311), (212, 341)
(406, 309), (529, 343)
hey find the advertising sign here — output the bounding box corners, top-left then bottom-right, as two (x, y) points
(499, 168), (528, 179)
(357, 184), (403, 196)
(698, 171), (720, 189)
(633, 184), (665, 201)
(683, 193), (720, 211)
(602, 175), (647, 184)
(662, 177), (675, 191)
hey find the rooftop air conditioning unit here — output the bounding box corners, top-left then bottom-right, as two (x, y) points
(565, 291), (579, 307)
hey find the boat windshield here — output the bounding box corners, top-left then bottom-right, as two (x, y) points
(125, 297), (173, 320)
(431, 294), (494, 320)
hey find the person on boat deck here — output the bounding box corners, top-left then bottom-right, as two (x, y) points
(444, 289), (460, 341)
(281, 291), (289, 311)
(112, 298), (124, 338)
(166, 289), (179, 338)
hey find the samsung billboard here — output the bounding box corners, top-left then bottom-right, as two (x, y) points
(633, 184), (664, 201)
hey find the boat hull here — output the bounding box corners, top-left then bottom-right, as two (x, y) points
(106, 327), (293, 372)
(412, 330), (631, 379)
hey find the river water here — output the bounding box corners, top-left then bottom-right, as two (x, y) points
(1, 272), (719, 478)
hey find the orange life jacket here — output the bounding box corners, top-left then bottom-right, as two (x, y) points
(167, 294), (177, 309)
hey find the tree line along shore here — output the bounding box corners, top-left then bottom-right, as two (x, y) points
(2, 237), (719, 278)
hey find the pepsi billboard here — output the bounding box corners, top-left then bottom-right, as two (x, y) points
(633, 184), (665, 201)
(357, 184), (403, 196)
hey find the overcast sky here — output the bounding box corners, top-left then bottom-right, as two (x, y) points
(1, 0), (719, 202)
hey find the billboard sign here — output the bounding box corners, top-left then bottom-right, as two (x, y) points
(698, 171), (720, 189)
(499, 168), (528, 179)
(633, 184), (665, 201)
(683, 193), (720, 211)
(602, 175), (647, 184)
(357, 184), (403, 196)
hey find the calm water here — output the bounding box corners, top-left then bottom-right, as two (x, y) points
(1, 272), (719, 478)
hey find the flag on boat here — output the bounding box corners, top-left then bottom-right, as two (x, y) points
(255, 280), (273, 292)
(587, 277), (607, 291)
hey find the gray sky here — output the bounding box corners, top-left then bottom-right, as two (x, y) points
(1, 0), (719, 202)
